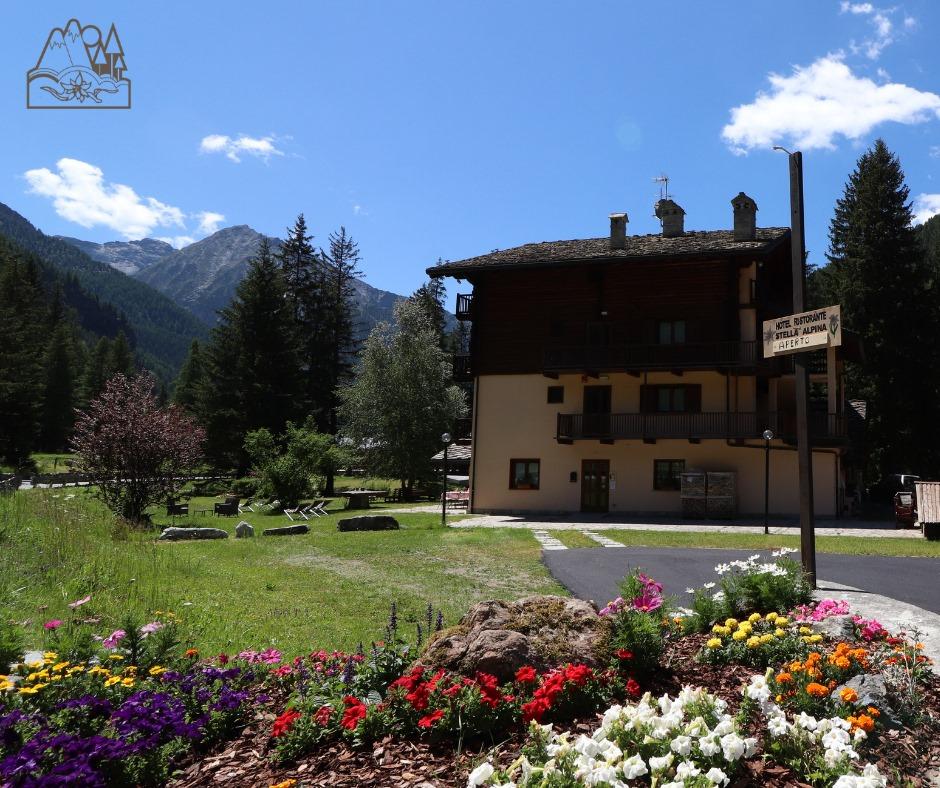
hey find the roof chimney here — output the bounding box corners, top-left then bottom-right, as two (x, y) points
(732, 192), (758, 241)
(655, 199), (685, 238)
(609, 212), (628, 250)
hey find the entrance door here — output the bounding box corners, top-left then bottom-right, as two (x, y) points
(581, 459), (610, 513)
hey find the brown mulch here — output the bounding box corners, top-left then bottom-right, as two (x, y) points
(169, 635), (940, 787)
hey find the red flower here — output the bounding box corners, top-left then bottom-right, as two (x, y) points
(626, 678), (641, 698)
(314, 705), (332, 726)
(474, 672), (504, 708)
(273, 665), (293, 677)
(562, 664), (593, 687)
(521, 697), (550, 722)
(340, 696), (368, 730)
(515, 666), (537, 684)
(271, 709), (301, 738)
(217, 653), (230, 665)
(615, 649), (633, 661)
(417, 708), (445, 728)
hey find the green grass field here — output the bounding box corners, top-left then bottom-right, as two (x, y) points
(0, 490), (564, 658)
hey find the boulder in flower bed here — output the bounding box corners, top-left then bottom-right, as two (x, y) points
(418, 595), (611, 681)
(158, 526), (229, 540)
(337, 514), (400, 531)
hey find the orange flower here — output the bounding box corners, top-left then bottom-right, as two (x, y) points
(847, 714), (875, 733)
(185, 648), (199, 659)
(840, 687), (858, 703)
(867, 706), (880, 717)
(833, 656), (850, 669)
(789, 661), (804, 672)
(775, 672), (793, 684)
(806, 682), (829, 697)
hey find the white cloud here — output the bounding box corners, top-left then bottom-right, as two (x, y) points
(930, 146), (940, 158)
(195, 211), (225, 235)
(199, 133), (284, 163)
(722, 55), (940, 153)
(841, 3), (915, 60)
(841, 2), (874, 13)
(913, 194), (940, 224)
(904, 16), (917, 29)
(24, 158), (222, 243)
(156, 235), (196, 249)
(24, 158), (186, 238)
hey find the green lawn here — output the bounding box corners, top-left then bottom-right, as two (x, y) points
(595, 528), (940, 557)
(0, 489), (564, 658)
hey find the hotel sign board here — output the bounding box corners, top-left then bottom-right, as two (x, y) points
(762, 305), (842, 358)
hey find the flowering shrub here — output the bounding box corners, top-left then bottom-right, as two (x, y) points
(469, 687), (756, 787)
(698, 611), (812, 668)
(601, 571), (672, 676)
(685, 551), (812, 632)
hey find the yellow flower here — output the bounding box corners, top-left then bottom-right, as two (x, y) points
(809, 634), (823, 643)
(52, 661), (70, 672)
(50, 675), (62, 682)
(270, 780), (297, 788)
(108, 654), (124, 661)
(706, 638), (723, 649)
(738, 622), (753, 634)
(732, 629), (747, 641)
(18, 686), (40, 695)
(775, 617), (789, 627)
(43, 651), (57, 661)
(26, 660), (43, 670)
(759, 634), (774, 644)
(0, 681), (13, 691)
(121, 677), (135, 688)
(765, 612), (779, 623)
(746, 636), (761, 649)
(67, 666), (85, 675)
(148, 666), (166, 676)
(748, 613), (762, 623)
(799, 626), (812, 635)
(774, 628), (786, 638)
(725, 618), (739, 628)
(104, 676), (121, 687)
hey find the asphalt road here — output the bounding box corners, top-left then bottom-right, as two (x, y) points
(542, 547), (940, 613)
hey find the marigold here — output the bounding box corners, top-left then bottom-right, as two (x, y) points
(775, 617), (790, 627)
(748, 613), (762, 623)
(806, 682), (829, 697)
(759, 634), (774, 644)
(774, 628), (786, 638)
(185, 648), (199, 659)
(799, 626), (812, 635)
(867, 706), (880, 717)
(746, 636), (761, 649)
(840, 687), (858, 703)
(725, 618), (739, 628)
(270, 781), (297, 788)
(847, 713), (875, 733)
(833, 656), (851, 670)
(775, 672), (793, 684)
(706, 638), (723, 649)
(732, 630), (747, 641)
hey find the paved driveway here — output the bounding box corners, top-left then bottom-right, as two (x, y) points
(543, 547), (940, 614)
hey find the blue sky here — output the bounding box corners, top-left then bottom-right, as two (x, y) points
(3, 1), (939, 304)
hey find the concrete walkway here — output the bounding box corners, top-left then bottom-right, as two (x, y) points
(542, 546), (940, 664)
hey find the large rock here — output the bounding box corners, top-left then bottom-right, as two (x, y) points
(159, 527), (228, 541)
(419, 595), (610, 681)
(337, 515), (399, 532)
(811, 616), (855, 641)
(263, 524), (310, 536)
(235, 521), (254, 538)
(834, 674), (900, 727)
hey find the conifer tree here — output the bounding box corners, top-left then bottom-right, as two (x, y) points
(40, 322), (78, 451)
(173, 339), (205, 413)
(82, 337), (111, 404)
(108, 330), (136, 378)
(322, 227), (362, 428)
(0, 256), (46, 467)
(820, 139), (935, 482)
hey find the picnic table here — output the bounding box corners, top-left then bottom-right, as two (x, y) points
(345, 489), (385, 510)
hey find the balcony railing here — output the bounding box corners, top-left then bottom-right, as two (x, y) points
(456, 293), (474, 321)
(543, 340), (759, 373)
(556, 411), (847, 443)
(453, 354), (472, 381)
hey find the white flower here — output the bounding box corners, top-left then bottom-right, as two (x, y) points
(705, 766), (730, 786)
(712, 590), (726, 601)
(719, 732), (746, 761)
(676, 760), (701, 779)
(715, 563), (730, 575)
(743, 737), (758, 757)
(670, 735), (692, 756)
(699, 735), (720, 756)
(748, 554), (761, 561)
(648, 753), (674, 771)
(794, 712), (818, 731)
(467, 762), (494, 787)
(574, 735), (601, 759)
(621, 754), (648, 779)
(686, 587), (695, 594)
(703, 582), (716, 589)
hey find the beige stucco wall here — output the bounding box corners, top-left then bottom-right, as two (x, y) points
(471, 373), (839, 517)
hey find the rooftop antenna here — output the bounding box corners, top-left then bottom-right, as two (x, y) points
(653, 174), (670, 201)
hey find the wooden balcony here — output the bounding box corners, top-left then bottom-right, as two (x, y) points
(543, 340), (759, 375)
(456, 293), (474, 321)
(556, 411), (847, 444)
(453, 354), (472, 381)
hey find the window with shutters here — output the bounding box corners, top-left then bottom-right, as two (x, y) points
(640, 384), (701, 413)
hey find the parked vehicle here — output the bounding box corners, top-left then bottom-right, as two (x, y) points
(892, 474), (920, 528)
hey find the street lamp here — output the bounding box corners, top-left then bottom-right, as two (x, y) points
(762, 429), (774, 535)
(441, 432), (452, 527)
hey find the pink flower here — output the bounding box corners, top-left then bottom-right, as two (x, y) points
(43, 620), (63, 630)
(259, 648), (283, 664)
(102, 629), (126, 649)
(237, 649), (259, 663)
(140, 621), (164, 636)
(68, 595), (92, 609)
(637, 573), (663, 593)
(631, 591), (663, 613)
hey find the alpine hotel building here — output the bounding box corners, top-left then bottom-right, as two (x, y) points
(428, 194), (862, 518)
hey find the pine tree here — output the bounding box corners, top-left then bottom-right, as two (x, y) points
(322, 227), (362, 428)
(82, 337), (111, 404)
(822, 139), (935, 483)
(108, 330), (136, 378)
(172, 339), (205, 413)
(411, 276), (448, 349)
(277, 214), (319, 325)
(0, 255), (47, 467)
(40, 322), (78, 451)
(200, 238), (304, 469)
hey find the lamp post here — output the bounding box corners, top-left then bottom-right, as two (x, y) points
(763, 429), (774, 535)
(441, 432), (451, 527)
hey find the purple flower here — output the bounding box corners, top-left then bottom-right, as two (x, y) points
(258, 648), (282, 664)
(102, 629), (126, 649)
(43, 619), (63, 630)
(68, 595), (92, 609)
